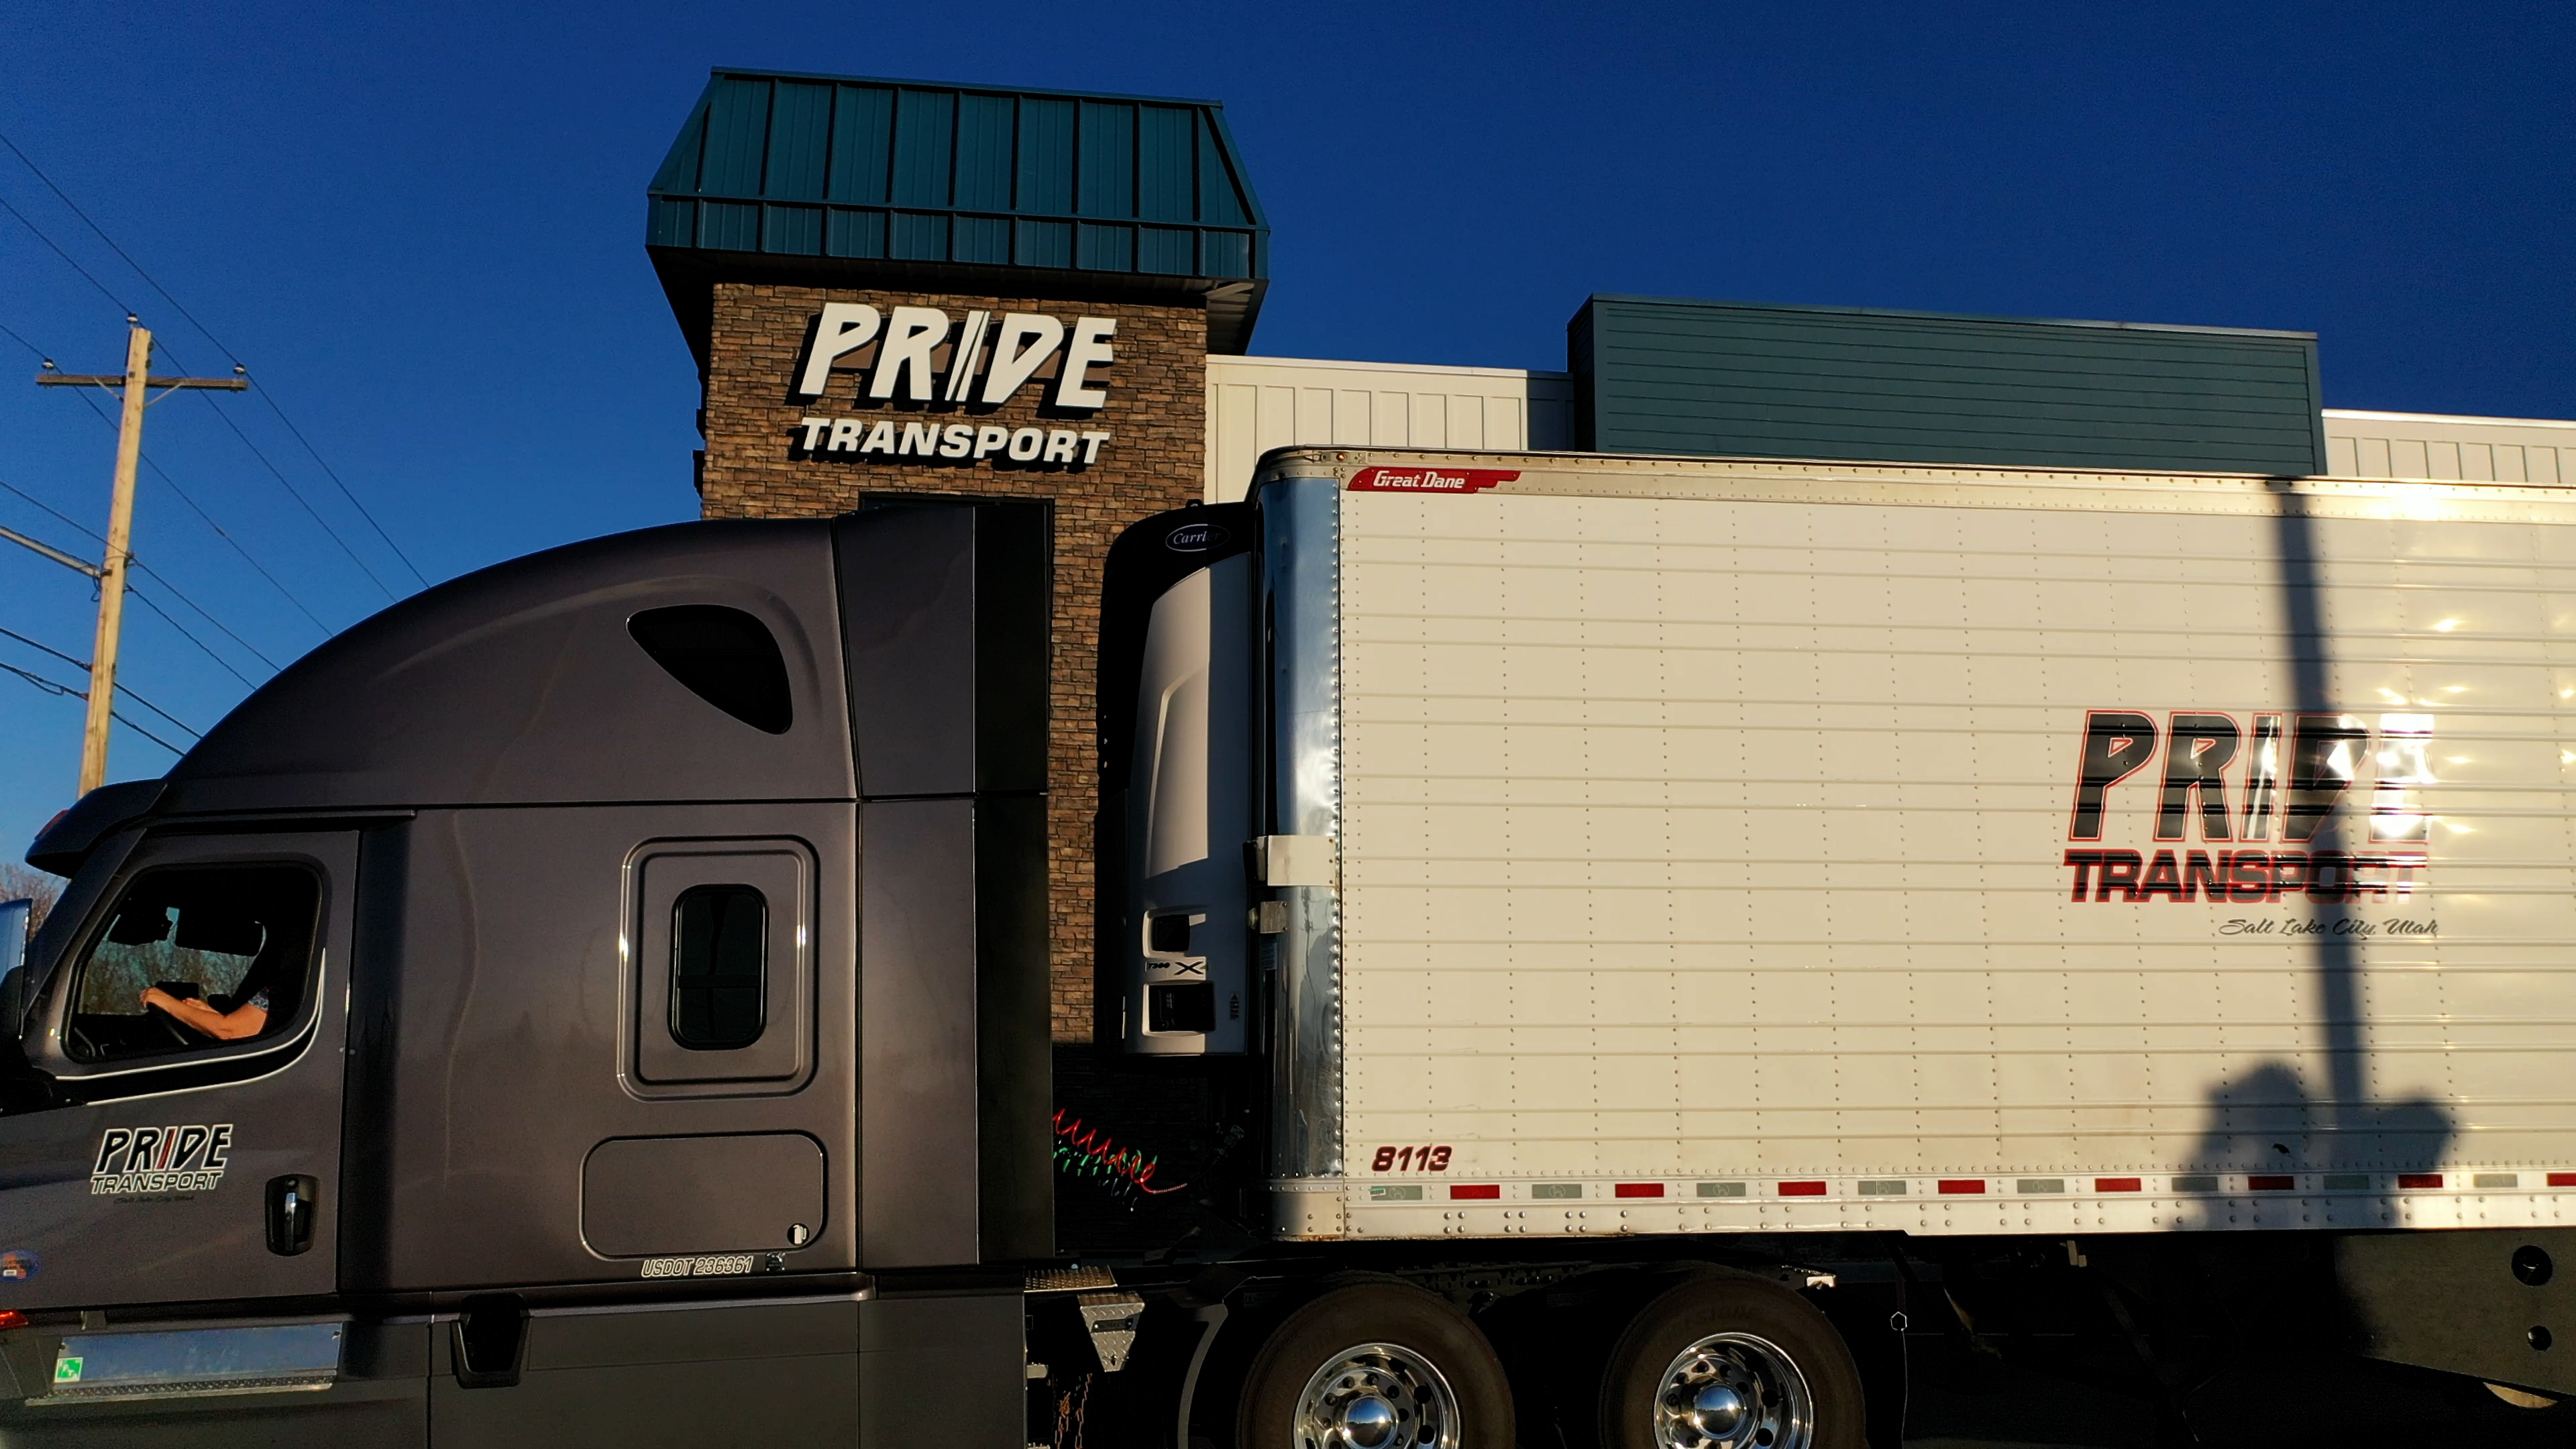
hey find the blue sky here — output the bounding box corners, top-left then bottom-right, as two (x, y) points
(1, 1), (2569, 863)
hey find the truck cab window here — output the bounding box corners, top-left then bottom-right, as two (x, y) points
(629, 604), (793, 734)
(672, 884), (766, 1049)
(65, 866), (318, 1063)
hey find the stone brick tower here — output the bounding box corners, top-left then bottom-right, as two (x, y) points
(647, 70), (1269, 1040)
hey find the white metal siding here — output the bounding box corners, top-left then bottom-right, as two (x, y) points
(1205, 356), (1574, 503)
(2324, 409), (2575, 486)
(1313, 458), (2576, 1238)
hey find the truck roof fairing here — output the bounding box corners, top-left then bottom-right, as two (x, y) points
(97, 519), (857, 834)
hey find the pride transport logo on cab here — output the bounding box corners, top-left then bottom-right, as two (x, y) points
(91, 1124), (233, 1197)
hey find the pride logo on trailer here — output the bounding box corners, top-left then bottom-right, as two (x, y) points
(2062, 710), (2436, 904)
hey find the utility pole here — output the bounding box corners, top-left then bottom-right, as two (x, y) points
(37, 319), (246, 795)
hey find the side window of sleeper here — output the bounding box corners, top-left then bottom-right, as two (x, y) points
(671, 883), (766, 1050)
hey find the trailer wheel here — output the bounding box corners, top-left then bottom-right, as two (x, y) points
(1597, 1277), (1863, 1449)
(1236, 1281), (1513, 1449)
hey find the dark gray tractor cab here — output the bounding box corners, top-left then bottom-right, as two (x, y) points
(0, 502), (1053, 1447)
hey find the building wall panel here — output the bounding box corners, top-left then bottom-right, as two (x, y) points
(1573, 295), (2325, 476)
(2324, 409), (2576, 487)
(1203, 356), (1576, 501)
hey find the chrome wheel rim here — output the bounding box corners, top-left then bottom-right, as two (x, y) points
(1293, 1342), (1460, 1449)
(1653, 1332), (1811, 1449)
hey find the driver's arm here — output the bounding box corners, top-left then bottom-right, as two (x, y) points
(139, 987), (269, 1042)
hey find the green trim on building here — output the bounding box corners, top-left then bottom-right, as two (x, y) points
(648, 70), (1271, 364)
(1571, 296), (2324, 476)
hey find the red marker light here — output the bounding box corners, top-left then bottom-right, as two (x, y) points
(1937, 1179), (1987, 1195)
(2398, 1173), (2443, 1189)
(2550, 1173), (2576, 1188)
(1614, 1183), (1664, 1199)
(1778, 1181), (1827, 1197)
(0, 1309), (25, 1330)
(1448, 1184), (1499, 1200)
(2095, 1177), (2143, 1193)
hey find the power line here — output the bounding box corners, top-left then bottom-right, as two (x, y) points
(1, 129), (429, 591)
(0, 474), (95, 540)
(2, 296), (294, 774)
(5, 307), (305, 666)
(0, 473), (284, 674)
(140, 456), (334, 635)
(45, 361), (368, 633)
(193, 392), (398, 599)
(0, 190), (130, 316)
(130, 573), (277, 672)
(248, 389), (429, 588)
(115, 682), (203, 739)
(0, 507), (270, 688)
(0, 315), (48, 362)
(0, 660), (186, 757)
(0, 495), (270, 686)
(121, 686), (201, 740)
(0, 624), (201, 738)
(0, 622), (85, 672)
(1, 162), (378, 688)
(126, 585), (260, 689)
(0, 659), (78, 700)
(63, 387), (333, 635)
(0, 131), (223, 364)
(109, 330), (407, 603)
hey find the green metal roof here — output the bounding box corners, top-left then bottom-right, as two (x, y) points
(1571, 296), (2326, 475)
(648, 70), (1271, 360)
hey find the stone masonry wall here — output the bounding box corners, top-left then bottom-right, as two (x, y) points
(697, 282), (1208, 1041)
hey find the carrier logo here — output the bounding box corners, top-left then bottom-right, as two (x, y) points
(2063, 710), (2433, 903)
(790, 303), (1119, 470)
(1165, 521), (1228, 552)
(91, 1124), (233, 1197)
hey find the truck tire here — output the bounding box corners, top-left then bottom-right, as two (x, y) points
(1235, 1281), (1514, 1449)
(1597, 1276), (1864, 1449)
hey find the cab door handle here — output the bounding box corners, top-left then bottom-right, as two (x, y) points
(265, 1175), (318, 1256)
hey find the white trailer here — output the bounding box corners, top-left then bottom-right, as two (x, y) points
(1232, 449), (2576, 1239)
(1099, 447), (2576, 1437)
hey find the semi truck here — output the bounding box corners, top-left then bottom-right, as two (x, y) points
(4, 445), (2576, 1446)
